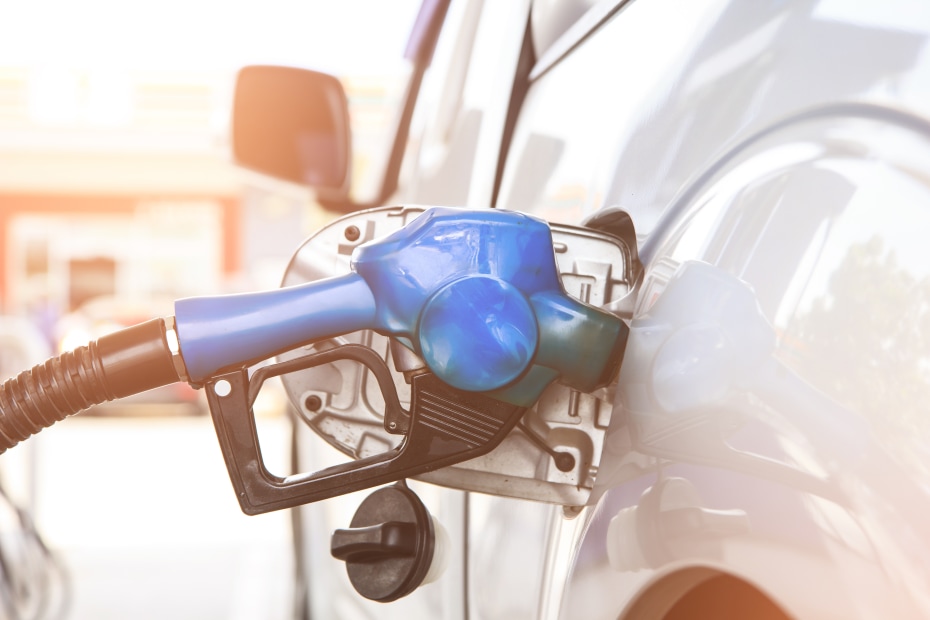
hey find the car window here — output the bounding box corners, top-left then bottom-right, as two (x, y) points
(400, 0), (531, 208)
(530, 0), (617, 63)
(497, 0), (725, 233)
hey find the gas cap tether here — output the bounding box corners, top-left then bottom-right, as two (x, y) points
(331, 482), (447, 602)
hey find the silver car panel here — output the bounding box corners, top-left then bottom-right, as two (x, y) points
(293, 0), (930, 617)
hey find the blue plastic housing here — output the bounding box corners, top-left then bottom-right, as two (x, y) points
(174, 207), (626, 406)
(175, 274), (375, 383)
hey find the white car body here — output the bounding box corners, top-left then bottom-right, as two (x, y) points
(293, 1), (930, 618)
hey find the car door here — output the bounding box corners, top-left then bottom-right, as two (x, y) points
(488, 1), (930, 619)
(293, 0), (930, 619)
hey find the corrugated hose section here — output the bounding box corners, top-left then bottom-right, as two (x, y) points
(0, 318), (182, 454)
(0, 344), (112, 453)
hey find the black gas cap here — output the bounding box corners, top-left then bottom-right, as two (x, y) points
(331, 482), (436, 602)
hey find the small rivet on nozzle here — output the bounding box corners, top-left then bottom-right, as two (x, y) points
(344, 225), (361, 242)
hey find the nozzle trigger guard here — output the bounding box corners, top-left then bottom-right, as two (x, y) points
(205, 345), (524, 515)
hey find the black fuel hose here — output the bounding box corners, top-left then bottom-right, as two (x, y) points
(0, 318), (183, 453)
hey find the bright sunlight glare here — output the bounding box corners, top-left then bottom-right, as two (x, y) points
(0, 0), (421, 74)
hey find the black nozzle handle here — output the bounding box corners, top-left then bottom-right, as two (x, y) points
(0, 318), (183, 453)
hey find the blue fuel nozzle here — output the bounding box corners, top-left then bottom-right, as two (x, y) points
(174, 207), (627, 406)
(0, 205), (631, 511)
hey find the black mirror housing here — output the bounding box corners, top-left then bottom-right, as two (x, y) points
(232, 65), (351, 200)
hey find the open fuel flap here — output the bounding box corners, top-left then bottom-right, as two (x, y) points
(275, 205), (640, 508)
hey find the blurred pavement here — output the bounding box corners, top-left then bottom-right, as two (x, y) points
(29, 412), (294, 620)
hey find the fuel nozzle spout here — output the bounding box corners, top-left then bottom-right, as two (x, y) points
(0, 318), (184, 453)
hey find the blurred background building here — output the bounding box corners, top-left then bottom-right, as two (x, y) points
(0, 65), (236, 325)
(0, 54), (408, 327)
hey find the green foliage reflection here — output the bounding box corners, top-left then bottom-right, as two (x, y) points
(789, 236), (930, 437)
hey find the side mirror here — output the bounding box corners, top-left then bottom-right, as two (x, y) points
(232, 65), (351, 200)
